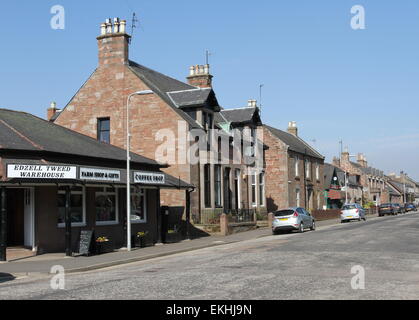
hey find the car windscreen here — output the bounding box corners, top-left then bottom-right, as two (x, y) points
(342, 204), (357, 210)
(380, 204), (391, 208)
(274, 210), (295, 217)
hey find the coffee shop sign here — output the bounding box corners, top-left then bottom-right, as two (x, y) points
(134, 171), (165, 185)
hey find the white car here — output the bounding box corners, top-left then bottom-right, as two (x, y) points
(341, 203), (366, 223)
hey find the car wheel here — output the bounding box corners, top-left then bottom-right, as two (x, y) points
(299, 223), (304, 233)
(310, 221), (316, 231)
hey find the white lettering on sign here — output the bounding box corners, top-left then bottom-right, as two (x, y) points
(134, 171), (165, 185)
(7, 164), (77, 179)
(80, 168), (121, 182)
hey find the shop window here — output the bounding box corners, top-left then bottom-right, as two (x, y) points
(131, 188), (147, 223)
(57, 186), (85, 227)
(97, 118), (110, 144)
(95, 187), (118, 225)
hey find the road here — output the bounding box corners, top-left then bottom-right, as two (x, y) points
(1, 212), (419, 300)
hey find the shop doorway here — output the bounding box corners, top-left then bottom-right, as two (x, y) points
(6, 188), (35, 249)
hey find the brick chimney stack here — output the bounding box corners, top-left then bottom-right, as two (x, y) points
(248, 100), (257, 108)
(187, 64), (213, 88)
(341, 147), (350, 163)
(97, 18), (131, 67)
(47, 101), (58, 121)
(357, 153), (368, 168)
(287, 121), (298, 136)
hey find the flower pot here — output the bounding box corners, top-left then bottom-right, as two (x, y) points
(95, 241), (113, 255)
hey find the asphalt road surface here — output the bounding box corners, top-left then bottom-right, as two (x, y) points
(1, 212), (418, 300)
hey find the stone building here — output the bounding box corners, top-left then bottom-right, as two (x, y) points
(0, 108), (192, 259)
(262, 122), (325, 212)
(333, 151), (388, 205)
(51, 18), (267, 225)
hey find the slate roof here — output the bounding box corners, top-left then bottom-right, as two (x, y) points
(219, 107), (260, 125)
(167, 88), (213, 108)
(128, 61), (206, 129)
(264, 125), (325, 160)
(388, 180), (404, 193)
(324, 163), (337, 187)
(0, 108), (161, 167)
(350, 161), (384, 177)
(386, 183), (401, 196)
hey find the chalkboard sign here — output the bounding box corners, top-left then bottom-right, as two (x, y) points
(78, 230), (94, 256)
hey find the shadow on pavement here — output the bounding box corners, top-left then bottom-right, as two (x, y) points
(0, 273), (16, 283)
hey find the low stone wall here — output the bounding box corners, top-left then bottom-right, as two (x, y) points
(220, 213), (258, 236)
(311, 209), (341, 221)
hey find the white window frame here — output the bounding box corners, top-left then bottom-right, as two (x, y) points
(251, 172), (257, 207)
(95, 187), (119, 226)
(57, 186), (86, 228)
(296, 188), (301, 207)
(306, 159), (311, 179)
(259, 172), (265, 207)
(295, 155), (300, 177)
(131, 188), (147, 224)
(316, 163), (320, 181)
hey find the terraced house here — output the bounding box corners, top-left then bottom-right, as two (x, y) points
(51, 18), (267, 227)
(333, 151), (388, 205)
(262, 122), (325, 212)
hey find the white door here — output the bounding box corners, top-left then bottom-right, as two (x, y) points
(23, 188), (35, 249)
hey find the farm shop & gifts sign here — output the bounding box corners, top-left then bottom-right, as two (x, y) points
(80, 168), (121, 182)
(7, 164), (77, 179)
(134, 171), (165, 185)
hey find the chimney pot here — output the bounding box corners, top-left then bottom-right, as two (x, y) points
(113, 18), (120, 33)
(120, 20), (127, 33)
(100, 23), (106, 35)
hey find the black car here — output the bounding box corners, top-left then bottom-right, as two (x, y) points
(394, 203), (405, 214)
(378, 203), (398, 216)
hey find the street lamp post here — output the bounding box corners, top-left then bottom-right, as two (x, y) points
(126, 90), (153, 251)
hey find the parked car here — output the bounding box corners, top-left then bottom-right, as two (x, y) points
(272, 207), (316, 234)
(404, 203), (416, 212)
(378, 203), (398, 216)
(340, 203), (366, 223)
(393, 203), (405, 214)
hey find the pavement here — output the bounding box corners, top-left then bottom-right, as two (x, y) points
(0, 217), (344, 279)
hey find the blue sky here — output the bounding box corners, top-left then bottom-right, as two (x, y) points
(1, 0), (418, 180)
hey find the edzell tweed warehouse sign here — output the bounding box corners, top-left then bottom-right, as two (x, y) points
(7, 164), (77, 179)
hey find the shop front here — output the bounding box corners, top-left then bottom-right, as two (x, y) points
(0, 109), (192, 261)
